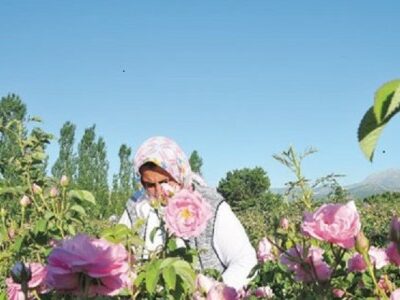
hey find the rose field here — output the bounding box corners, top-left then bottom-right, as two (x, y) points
(1, 80), (400, 299)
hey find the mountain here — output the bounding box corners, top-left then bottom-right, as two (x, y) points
(345, 169), (400, 199)
(272, 169), (400, 199)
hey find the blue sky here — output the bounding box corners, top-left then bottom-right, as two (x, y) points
(1, 1), (400, 188)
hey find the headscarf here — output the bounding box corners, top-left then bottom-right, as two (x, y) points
(134, 136), (193, 189)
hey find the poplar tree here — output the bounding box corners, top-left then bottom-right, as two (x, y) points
(94, 136), (109, 216)
(118, 144), (133, 197)
(110, 144), (134, 216)
(0, 94), (27, 184)
(76, 125), (97, 190)
(51, 121), (77, 183)
(189, 150), (203, 175)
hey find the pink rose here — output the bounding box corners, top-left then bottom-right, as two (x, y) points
(6, 263), (48, 300)
(164, 189), (212, 239)
(50, 187), (59, 198)
(196, 274), (216, 294)
(378, 275), (393, 294)
(279, 217), (289, 230)
(301, 201), (361, 249)
(386, 242), (400, 266)
(332, 288), (345, 298)
(46, 234), (131, 296)
(60, 175), (69, 187)
(390, 216), (400, 243)
(391, 289), (400, 300)
(160, 182), (179, 198)
(193, 291), (206, 300)
(257, 238), (274, 263)
(237, 288), (250, 299)
(369, 246), (389, 269)
(19, 195), (31, 207)
(280, 245), (332, 283)
(254, 286), (274, 298)
(347, 253), (367, 273)
(32, 183), (42, 195)
(207, 283), (238, 300)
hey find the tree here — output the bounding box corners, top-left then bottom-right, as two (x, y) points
(0, 94), (27, 184)
(76, 126), (110, 217)
(94, 137), (109, 216)
(109, 144), (134, 216)
(118, 144), (133, 196)
(76, 125), (97, 190)
(189, 150), (203, 174)
(217, 167), (271, 211)
(51, 121), (77, 183)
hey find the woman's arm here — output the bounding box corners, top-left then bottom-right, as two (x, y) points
(213, 202), (257, 289)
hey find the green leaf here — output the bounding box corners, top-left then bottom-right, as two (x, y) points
(44, 211), (55, 221)
(69, 204), (87, 216)
(68, 224), (76, 235)
(0, 227), (9, 244)
(145, 260), (162, 294)
(162, 265), (177, 291)
(167, 238), (178, 252)
(374, 79), (400, 123)
(361, 272), (374, 289)
(101, 224), (133, 243)
(172, 260), (195, 292)
(385, 84), (400, 121)
(0, 291), (7, 300)
(0, 186), (25, 196)
(358, 107), (386, 161)
(12, 236), (25, 253)
(34, 218), (47, 233)
(68, 190), (96, 205)
(159, 257), (179, 269)
(134, 271), (146, 287)
(149, 227), (158, 243)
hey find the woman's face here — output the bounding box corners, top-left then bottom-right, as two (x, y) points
(140, 165), (179, 199)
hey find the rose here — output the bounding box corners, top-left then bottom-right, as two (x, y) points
(347, 253), (367, 273)
(207, 283), (237, 300)
(391, 289), (400, 300)
(280, 245), (332, 283)
(32, 183), (42, 195)
(46, 234), (131, 296)
(19, 195), (31, 207)
(386, 242), (400, 266)
(279, 217), (289, 230)
(60, 175), (69, 187)
(301, 201), (361, 249)
(369, 246), (389, 269)
(378, 275), (393, 295)
(332, 288), (345, 298)
(49, 187), (59, 198)
(254, 286), (274, 298)
(164, 189), (212, 239)
(257, 238), (274, 263)
(390, 216), (400, 243)
(348, 246), (389, 272)
(6, 263), (47, 300)
(196, 274), (216, 294)
(160, 182), (179, 198)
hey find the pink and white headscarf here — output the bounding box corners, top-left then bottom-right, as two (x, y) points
(134, 136), (193, 189)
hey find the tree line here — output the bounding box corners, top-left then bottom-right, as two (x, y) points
(0, 94), (219, 218)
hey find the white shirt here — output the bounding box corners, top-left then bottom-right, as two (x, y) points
(119, 200), (257, 289)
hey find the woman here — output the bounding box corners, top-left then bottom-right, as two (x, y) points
(119, 136), (257, 289)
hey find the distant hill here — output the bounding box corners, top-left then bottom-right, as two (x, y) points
(271, 169), (400, 199)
